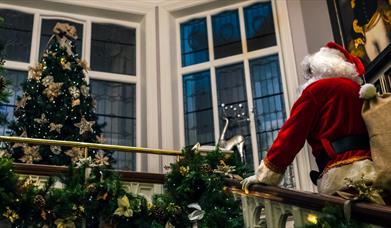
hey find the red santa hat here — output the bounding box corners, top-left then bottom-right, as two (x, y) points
(325, 42), (365, 77)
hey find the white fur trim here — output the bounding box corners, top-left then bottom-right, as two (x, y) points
(317, 159), (377, 194)
(359, 83), (377, 99)
(255, 160), (284, 186)
(300, 47), (362, 92)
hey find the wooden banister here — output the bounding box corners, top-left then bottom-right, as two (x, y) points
(224, 179), (391, 226)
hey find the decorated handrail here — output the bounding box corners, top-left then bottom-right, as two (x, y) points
(224, 178), (391, 226)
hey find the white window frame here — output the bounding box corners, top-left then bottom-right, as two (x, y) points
(0, 3), (142, 170)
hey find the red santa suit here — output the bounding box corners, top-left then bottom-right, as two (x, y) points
(242, 42), (377, 194)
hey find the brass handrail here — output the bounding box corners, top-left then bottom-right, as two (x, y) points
(0, 136), (181, 156)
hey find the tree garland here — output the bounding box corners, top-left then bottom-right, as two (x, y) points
(0, 147), (247, 227)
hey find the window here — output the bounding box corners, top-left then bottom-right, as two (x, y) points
(91, 23), (136, 75)
(183, 70), (214, 145)
(179, 1), (294, 187)
(0, 7), (139, 171)
(0, 9), (33, 62)
(90, 80), (136, 170)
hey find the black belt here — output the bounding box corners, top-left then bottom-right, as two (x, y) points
(331, 134), (369, 154)
(310, 134), (369, 185)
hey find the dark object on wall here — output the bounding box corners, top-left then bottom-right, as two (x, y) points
(327, 0), (391, 81)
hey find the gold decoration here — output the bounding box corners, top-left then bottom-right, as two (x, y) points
(43, 82), (63, 101)
(0, 149), (10, 158)
(351, 0), (356, 8)
(21, 176), (42, 189)
(72, 99), (80, 107)
(94, 150), (110, 166)
(77, 59), (90, 72)
(65, 147), (84, 163)
(12, 131), (28, 148)
(307, 214), (318, 224)
(19, 145), (41, 164)
(68, 86), (80, 98)
(54, 217), (76, 228)
(114, 195), (133, 218)
(53, 22), (78, 39)
(179, 166), (189, 176)
(74, 117), (95, 135)
(34, 114), (49, 124)
(50, 145), (62, 155)
(28, 64), (43, 81)
(96, 134), (106, 143)
(49, 123), (63, 133)
(15, 95), (31, 110)
(80, 85), (90, 97)
(42, 75), (54, 87)
(2, 207), (19, 224)
(61, 60), (71, 71)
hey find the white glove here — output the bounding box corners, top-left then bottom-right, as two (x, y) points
(241, 175), (259, 194)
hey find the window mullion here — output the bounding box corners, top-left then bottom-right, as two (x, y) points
(30, 12), (41, 64)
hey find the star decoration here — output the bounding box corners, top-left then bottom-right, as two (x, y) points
(74, 117), (95, 135)
(94, 150), (110, 166)
(68, 86), (80, 98)
(27, 65), (43, 81)
(49, 123), (63, 133)
(15, 95), (31, 110)
(34, 114), (49, 125)
(96, 134), (106, 143)
(19, 145), (41, 164)
(43, 82), (63, 101)
(72, 99), (80, 107)
(65, 147), (84, 163)
(62, 61), (72, 71)
(80, 85), (90, 97)
(53, 22), (78, 39)
(50, 146), (62, 155)
(42, 75), (54, 87)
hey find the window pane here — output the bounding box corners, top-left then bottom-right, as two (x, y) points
(212, 10), (242, 59)
(180, 18), (209, 67)
(183, 71), (214, 145)
(91, 23), (136, 75)
(90, 80), (136, 171)
(0, 9), (33, 62)
(40, 19), (84, 59)
(244, 2), (276, 51)
(0, 70), (27, 135)
(250, 55), (294, 188)
(216, 63), (253, 169)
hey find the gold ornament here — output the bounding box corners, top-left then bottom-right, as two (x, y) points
(54, 217), (76, 228)
(50, 145), (62, 155)
(61, 60), (71, 71)
(96, 134), (106, 143)
(42, 75), (54, 87)
(0, 149), (10, 158)
(68, 86), (80, 98)
(71, 99), (80, 107)
(15, 95), (31, 110)
(114, 195), (133, 218)
(2, 207), (19, 224)
(74, 117), (95, 135)
(65, 147), (84, 163)
(19, 145), (41, 164)
(179, 166), (190, 176)
(94, 150), (110, 166)
(34, 114), (49, 124)
(28, 64), (43, 81)
(80, 85), (90, 97)
(49, 123), (63, 133)
(43, 82), (63, 101)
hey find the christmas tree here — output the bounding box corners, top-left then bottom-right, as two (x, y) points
(8, 23), (111, 166)
(0, 17), (11, 126)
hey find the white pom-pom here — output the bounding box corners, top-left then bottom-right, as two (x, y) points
(359, 83), (377, 99)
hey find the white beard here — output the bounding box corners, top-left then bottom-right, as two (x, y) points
(299, 47), (362, 92)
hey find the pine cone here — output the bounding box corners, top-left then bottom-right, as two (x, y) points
(33, 194), (46, 208)
(200, 164), (212, 173)
(0, 76), (6, 91)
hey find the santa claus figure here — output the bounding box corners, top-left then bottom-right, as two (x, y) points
(242, 42), (377, 194)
